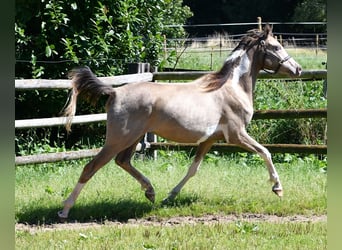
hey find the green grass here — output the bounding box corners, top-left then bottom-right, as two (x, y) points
(16, 221), (326, 249)
(167, 47), (327, 71)
(16, 154), (326, 249)
(16, 154), (326, 224)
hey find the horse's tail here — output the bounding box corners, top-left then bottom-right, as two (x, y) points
(63, 66), (114, 132)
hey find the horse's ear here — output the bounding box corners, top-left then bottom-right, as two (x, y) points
(263, 23), (273, 37)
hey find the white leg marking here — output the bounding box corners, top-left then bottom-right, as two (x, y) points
(258, 147), (280, 184)
(58, 182), (85, 219)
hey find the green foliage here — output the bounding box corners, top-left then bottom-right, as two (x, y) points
(249, 79), (327, 145)
(292, 0), (327, 22)
(15, 0), (192, 155)
(15, 129), (66, 156)
(15, 0), (192, 78)
(183, 0), (326, 35)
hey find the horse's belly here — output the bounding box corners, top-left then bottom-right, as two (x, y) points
(152, 122), (224, 143)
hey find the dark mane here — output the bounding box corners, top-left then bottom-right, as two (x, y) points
(200, 26), (272, 92)
(234, 28), (267, 51)
(199, 58), (240, 92)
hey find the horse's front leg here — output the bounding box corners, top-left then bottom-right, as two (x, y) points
(235, 130), (283, 197)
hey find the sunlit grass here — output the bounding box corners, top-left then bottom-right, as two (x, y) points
(16, 149), (326, 249)
(15, 154), (326, 224)
(16, 221), (326, 250)
(166, 46), (327, 71)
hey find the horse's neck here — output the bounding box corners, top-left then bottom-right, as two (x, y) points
(227, 50), (260, 104)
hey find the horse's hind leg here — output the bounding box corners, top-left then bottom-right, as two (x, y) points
(115, 140), (155, 203)
(58, 145), (117, 219)
(163, 140), (214, 203)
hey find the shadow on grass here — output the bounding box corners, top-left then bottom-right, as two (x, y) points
(161, 193), (201, 207)
(16, 194), (201, 225)
(16, 199), (154, 225)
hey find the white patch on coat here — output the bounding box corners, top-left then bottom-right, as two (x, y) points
(225, 49), (244, 62)
(197, 124), (225, 143)
(231, 52), (250, 87)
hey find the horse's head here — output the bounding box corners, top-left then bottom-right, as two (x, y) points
(258, 24), (302, 77)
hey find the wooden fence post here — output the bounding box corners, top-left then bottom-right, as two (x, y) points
(127, 63), (157, 158)
(257, 17), (262, 31)
(128, 62), (150, 74)
(316, 34), (319, 55)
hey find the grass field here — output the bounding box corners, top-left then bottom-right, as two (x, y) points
(166, 46), (326, 71)
(16, 153), (326, 249)
(16, 221), (326, 249)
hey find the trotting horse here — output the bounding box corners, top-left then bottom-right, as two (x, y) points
(58, 24), (302, 219)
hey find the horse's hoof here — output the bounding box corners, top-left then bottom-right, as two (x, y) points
(57, 211), (68, 222)
(162, 197), (172, 205)
(272, 189), (283, 197)
(161, 192), (177, 205)
(145, 189), (155, 203)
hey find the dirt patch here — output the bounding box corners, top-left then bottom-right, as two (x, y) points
(16, 213), (327, 233)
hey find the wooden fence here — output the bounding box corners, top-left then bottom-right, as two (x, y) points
(15, 68), (327, 165)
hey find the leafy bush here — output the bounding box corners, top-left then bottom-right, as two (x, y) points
(15, 0), (192, 78)
(249, 79), (327, 145)
(15, 0), (192, 155)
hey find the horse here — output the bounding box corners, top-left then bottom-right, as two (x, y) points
(58, 24), (302, 219)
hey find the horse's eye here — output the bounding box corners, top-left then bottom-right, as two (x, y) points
(274, 46), (281, 51)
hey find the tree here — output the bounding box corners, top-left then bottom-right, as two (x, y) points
(15, 0), (192, 154)
(15, 0), (192, 79)
(292, 0), (326, 33)
(292, 0), (326, 22)
(183, 0), (302, 36)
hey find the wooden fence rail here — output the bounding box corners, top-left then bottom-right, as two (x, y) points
(149, 143), (327, 155)
(15, 69), (327, 165)
(15, 109), (327, 129)
(14, 70), (326, 90)
(15, 72), (153, 90)
(15, 143), (327, 166)
(15, 114), (107, 129)
(153, 69), (327, 81)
